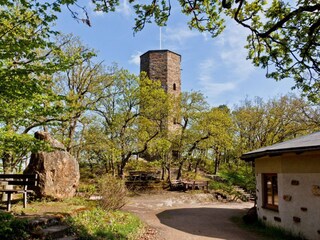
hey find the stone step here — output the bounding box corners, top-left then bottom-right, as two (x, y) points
(55, 236), (78, 240)
(35, 224), (71, 239)
(28, 215), (64, 229)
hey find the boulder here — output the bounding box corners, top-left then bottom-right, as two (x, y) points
(24, 131), (80, 200)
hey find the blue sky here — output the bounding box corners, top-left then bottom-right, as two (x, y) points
(55, 0), (297, 107)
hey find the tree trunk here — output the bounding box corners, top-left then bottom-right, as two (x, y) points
(166, 165), (171, 181)
(2, 152), (14, 174)
(194, 158), (201, 175)
(176, 161), (183, 180)
(161, 166), (165, 181)
(187, 161), (192, 172)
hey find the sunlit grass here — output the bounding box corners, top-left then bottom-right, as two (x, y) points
(68, 207), (144, 240)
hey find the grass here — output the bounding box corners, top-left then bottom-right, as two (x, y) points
(1, 196), (145, 240)
(231, 216), (307, 240)
(10, 196), (93, 215)
(68, 207), (144, 240)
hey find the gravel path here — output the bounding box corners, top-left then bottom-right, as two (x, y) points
(123, 191), (263, 240)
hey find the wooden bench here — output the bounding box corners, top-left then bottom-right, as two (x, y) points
(169, 179), (184, 190)
(183, 180), (209, 191)
(0, 174), (38, 211)
(170, 179), (209, 192)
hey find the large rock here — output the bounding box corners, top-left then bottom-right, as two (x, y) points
(24, 131), (80, 200)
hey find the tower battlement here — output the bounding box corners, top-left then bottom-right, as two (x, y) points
(140, 50), (181, 99)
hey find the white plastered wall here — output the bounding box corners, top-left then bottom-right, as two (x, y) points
(257, 173), (320, 240)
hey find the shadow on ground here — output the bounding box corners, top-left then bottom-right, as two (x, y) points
(156, 207), (256, 240)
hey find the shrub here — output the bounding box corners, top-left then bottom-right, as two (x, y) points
(98, 174), (128, 211)
(219, 164), (255, 192)
(0, 211), (30, 240)
(77, 182), (97, 198)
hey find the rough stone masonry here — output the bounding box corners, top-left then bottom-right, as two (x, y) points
(24, 131), (80, 200)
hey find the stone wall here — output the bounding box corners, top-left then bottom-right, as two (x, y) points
(140, 50), (181, 133)
(140, 50), (181, 96)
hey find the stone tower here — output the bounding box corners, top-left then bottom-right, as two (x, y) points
(140, 50), (181, 132)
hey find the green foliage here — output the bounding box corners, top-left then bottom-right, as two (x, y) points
(0, 3), (90, 172)
(233, 95), (320, 155)
(125, 159), (161, 172)
(50, 36), (106, 153)
(78, 182), (97, 198)
(83, 70), (169, 176)
(219, 164), (255, 192)
(0, 211), (30, 240)
(209, 180), (234, 194)
(98, 175), (128, 211)
(87, 0), (319, 101)
(68, 208), (144, 240)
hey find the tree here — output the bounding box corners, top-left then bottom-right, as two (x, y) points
(50, 36), (112, 155)
(63, 0), (319, 102)
(4, 1), (318, 101)
(93, 71), (170, 176)
(171, 91), (210, 179)
(232, 94), (320, 155)
(0, 3), (82, 173)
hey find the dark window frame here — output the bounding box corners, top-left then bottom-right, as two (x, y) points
(173, 83), (176, 91)
(262, 173), (279, 211)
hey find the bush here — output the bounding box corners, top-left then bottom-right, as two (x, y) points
(98, 174), (128, 211)
(77, 182), (97, 198)
(0, 211), (30, 240)
(219, 164), (255, 192)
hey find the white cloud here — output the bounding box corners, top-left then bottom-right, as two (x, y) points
(116, 0), (132, 17)
(129, 51), (142, 65)
(198, 59), (237, 96)
(201, 32), (210, 41)
(162, 26), (209, 49)
(215, 21), (255, 80)
(164, 27), (198, 44)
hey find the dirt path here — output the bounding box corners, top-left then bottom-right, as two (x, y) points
(123, 191), (262, 240)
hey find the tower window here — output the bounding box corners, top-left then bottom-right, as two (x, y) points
(173, 83), (176, 91)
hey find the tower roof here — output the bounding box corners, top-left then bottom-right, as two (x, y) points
(140, 49), (181, 58)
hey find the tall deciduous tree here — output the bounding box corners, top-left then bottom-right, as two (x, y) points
(172, 91), (209, 179)
(233, 94), (320, 156)
(51, 36), (112, 155)
(93, 71), (170, 176)
(0, 3), (82, 173)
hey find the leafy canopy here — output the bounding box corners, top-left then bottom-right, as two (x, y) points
(69, 0), (319, 102)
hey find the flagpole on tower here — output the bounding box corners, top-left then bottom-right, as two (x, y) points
(160, 27), (162, 50)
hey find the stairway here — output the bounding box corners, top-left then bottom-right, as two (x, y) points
(234, 186), (254, 202)
(26, 215), (78, 240)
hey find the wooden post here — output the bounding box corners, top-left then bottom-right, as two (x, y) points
(7, 192), (12, 211)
